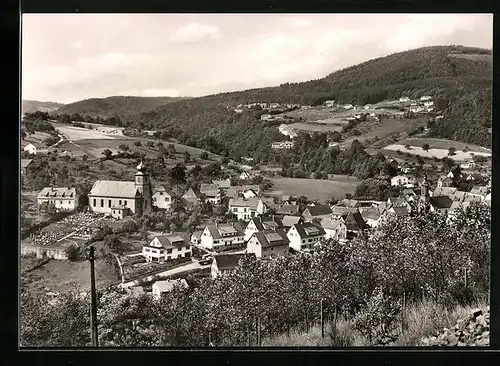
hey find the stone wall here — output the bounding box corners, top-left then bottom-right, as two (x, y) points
(21, 244), (68, 260)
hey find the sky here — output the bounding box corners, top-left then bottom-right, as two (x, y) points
(22, 13), (493, 104)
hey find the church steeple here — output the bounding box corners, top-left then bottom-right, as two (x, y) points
(420, 174), (430, 212)
(135, 160), (152, 215)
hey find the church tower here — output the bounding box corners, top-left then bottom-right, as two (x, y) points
(420, 174), (430, 212)
(135, 161), (152, 215)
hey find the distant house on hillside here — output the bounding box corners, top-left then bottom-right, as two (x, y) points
(24, 143), (48, 155)
(261, 114), (273, 121)
(239, 171), (251, 180)
(152, 279), (188, 300)
(399, 97), (410, 103)
(391, 175), (410, 187)
(181, 187), (201, 207)
(460, 160), (476, 170)
(420, 96), (432, 101)
(37, 187), (79, 212)
(324, 100), (336, 108)
(199, 183), (222, 204)
(246, 229), (289, 259)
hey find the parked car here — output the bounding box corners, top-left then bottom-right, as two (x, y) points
(199, 254), (213, 265)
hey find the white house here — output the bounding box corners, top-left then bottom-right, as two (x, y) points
(244, 216), (284, 242)
(200, 223), (245, 251)
(423, 101), (434, 108)
(37, 187), (79, 212)
(359, 208), (383, 228)
(399, 97), (410, 103)
(343, 104), (354, 109)
(391, 175), (410, 187)
(239, 171), (251, 180)
(246, 229), (289, 259)
(152, 279), (188, 300)
(199, 183), (222, 204)
(287, 223), (326, 252)
(409, 106), (424, 113)
(420, 96), (432, 101)
(242, 189), (258, 199)
(271, 141), (294, 149)
(142, 235), (192, 263)
(319, 218), (347, 242)
(24, 143), (48, 155)
(152, 185), (173, 210)
(460, 160), (476, 169)
(261, 114), (273, 121)
(228, 197), (267, 220)
(190, 230), (203, 245)
(324, 100), (336, 108)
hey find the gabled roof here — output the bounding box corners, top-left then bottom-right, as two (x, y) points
(470, 186), (488, 196)
(331, 206), (359, 217)
(214, 253), (256, 271)
(89, 180), (139, 198)
(342, 211), (368, 231)
(191, 230), (203, 240)
(359, 208), (382, 221)
(463, 194), (483, 203)
(212, 179), (231, 189)
(38, 187), (77, 199)
(340, 199), (360, 208)
(24, 142), (47, 149)
(433, 187), (457, 197)
(281, 215), (303, 227)
(205, 223), (242, 239)
(303, 205), (333, 217)
(292, 223), (326, 238)
(182, 187), (200, 200)
(252, 229), (290, 248)
(228, 197), (261, 210)
(387, 196), (408, 206)
(319, 218), (346, 231)
(149, 235), (186, 249)
(429, 196), (454, 209)
(450, 201), (471, 212)
(153, 279), (188, 293)
(200, 183), (220, 197)
(389, 206), (409, 217)
(247, 217), (283, 231)
(276, 204), (301, 215)
(152, 184), (173, 195)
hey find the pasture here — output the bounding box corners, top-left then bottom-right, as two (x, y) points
(396, 138), (491, 154)
(21, 131), (52, 148)
(267, 177), (360, 203)
(288, 122), (343, 133)
(53, 124), (123, 141)
(384, 144), (491, 161)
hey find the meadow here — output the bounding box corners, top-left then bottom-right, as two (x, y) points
(267, 177), (360, 203)
(384, 143), (491, 161)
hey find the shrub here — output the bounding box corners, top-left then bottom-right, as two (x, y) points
(65, 244), (83, 262)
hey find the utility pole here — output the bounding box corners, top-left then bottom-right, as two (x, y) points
(320, 299), (324, 339)
(89, 246), (99, 347)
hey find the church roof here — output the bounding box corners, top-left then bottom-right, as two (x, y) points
(89, 180), (140, 198)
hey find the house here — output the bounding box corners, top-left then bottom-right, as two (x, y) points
(246, 229), (290, 259)
(465, 173), (483, 182)
(271, 141), (294, 149)
(409, 106), (424, 113)
(399, 97), (410, 103)
(190, 230), (203, 245)
(212, 179), (231, 191)
(391, 175), (409, 187)
(324, 100), (336, 108)
(152, 185), (173, 210)
(239, 171), (251, 180)
(242, 189), (258, 199)
(433, 186), (457, 197)
(387, 196), (410, 209)
(460, 160), (476, 169)
(320, 218), (347, 241)
(331, 206), (359, 219)
(423, 101), (434, 108)
(199, 183), (222, 204)
(211, 253), (256, 278)
(341, 211), (368, 236)
(23, 142), (48, 155)
(244, 216), (284, 241)
(37, 187), (79, 212)
(200, 223), (245, 251)
(420, 96), (432, 101)
(142, 235), (192, 263)
(437, 176), (454, 188)
(384, 206), (410, 219)
(228, 197), (267, 220)
(359, 208), (383, 228)
(287, 223), (326, 252)
(182, 187), (200, 207)
(89, 162), (152, 217)
(21, 159), (33, 176)
(261, 114), (273, 121)
(226, 184), (261, 199)
(126, 286), (145, 297)
(447, 171), (455, 179)
(152, 279), (188, 300)
(343, 104), (354, 109)
(339, 199), (361, 208)
(448, 201), (471, 221)
(275, 204), (301, 216)
(463, 194), (483, 203)
(429, 196), (453, 215)
(301, 205), (333, 222)
(281, 215), (304, 229)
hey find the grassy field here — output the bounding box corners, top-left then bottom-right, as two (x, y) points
(267, 177), (360, 203)
(384, 144), (491, 161)
(21, 131), (53, 148)
(288, 122), (343, 133)
(21, 257), (120, 295)
(262, 298), (489, 347)
(396, 137), (492, 153)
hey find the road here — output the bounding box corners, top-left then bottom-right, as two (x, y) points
(119, 259), (211, 288)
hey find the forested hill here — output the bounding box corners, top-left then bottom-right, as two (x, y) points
(22, 100), (65, 115)
(54, 96), (189, 119)
(123, 45), (491, 148)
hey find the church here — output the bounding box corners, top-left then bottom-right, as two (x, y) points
(88, 161), (152, 219)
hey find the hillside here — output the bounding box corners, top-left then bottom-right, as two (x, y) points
(54, 96), (189, 119)
(22, 100), (64, 115)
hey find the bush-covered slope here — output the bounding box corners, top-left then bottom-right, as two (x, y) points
(22, 100), (65, 115)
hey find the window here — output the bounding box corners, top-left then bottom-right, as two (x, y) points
(159, 192), (163, 195)
(93, 199), (96, 207)
(108, 200), (111, 208)
(124, 200), (127, 206)
(101, 199), (104, 207)
(119, 200), (122, 205)
(233, 208), (237, 212)
(167, 249), (172, 254)
(166, 197), (170, 201)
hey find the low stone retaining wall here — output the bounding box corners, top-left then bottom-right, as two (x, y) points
(21, 244), (68, 260)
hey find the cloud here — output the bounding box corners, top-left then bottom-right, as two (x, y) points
(169, 23), (219, 43)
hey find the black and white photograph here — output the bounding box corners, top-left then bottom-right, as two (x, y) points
(20, 13), (492, 348)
